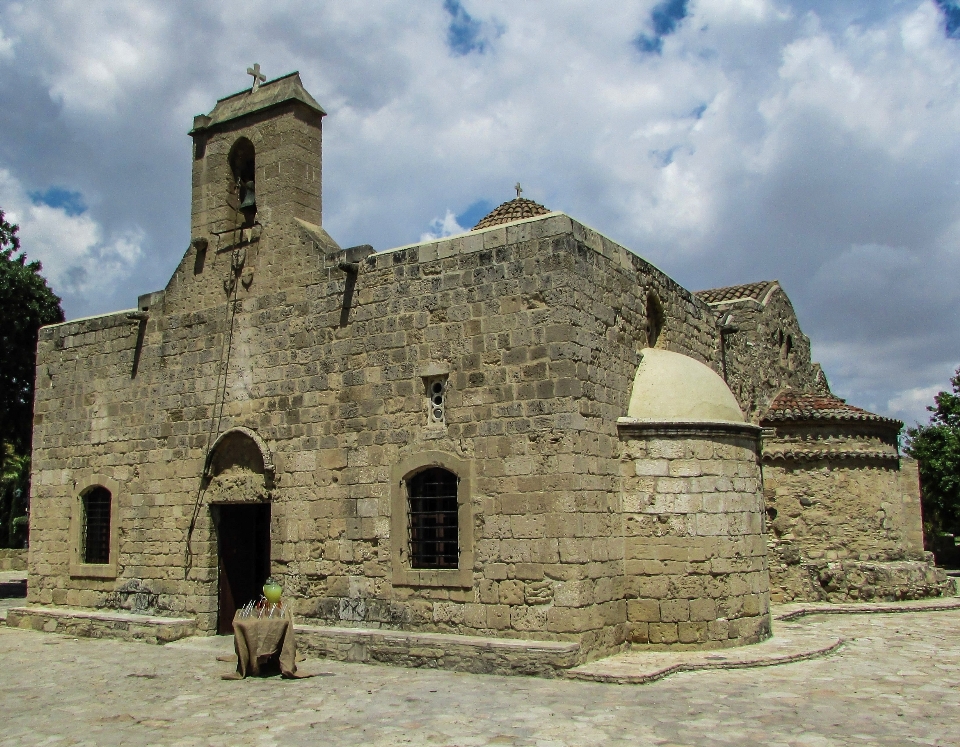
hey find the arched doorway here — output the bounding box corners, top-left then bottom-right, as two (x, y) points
(205, 428), (274, 634)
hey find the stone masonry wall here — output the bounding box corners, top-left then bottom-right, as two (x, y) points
(762, 455), (950, 602)
(619, 426), (771, 649)
(29, 211), (721, 659)
(719, 287), (828, 422)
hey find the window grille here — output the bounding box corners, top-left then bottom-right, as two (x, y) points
(82, 487), (112, 564)
(408, 468), (459, 568)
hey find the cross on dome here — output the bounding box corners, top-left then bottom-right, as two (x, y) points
(246, 63), (266, 92)
(515, 182), (522, 198)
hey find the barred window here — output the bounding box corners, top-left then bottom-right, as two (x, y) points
(82, 487), (112, 565)
(408, 468), (459, 569)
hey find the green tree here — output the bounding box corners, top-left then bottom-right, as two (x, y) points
(0, 445), (31, 547)
(0, 208), (64, 547)
(905, 367), (960, 543)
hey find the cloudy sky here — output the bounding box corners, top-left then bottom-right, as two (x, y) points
(0, 0), (958, 425)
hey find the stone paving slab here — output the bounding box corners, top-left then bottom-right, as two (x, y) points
(1, 608), (959, 746)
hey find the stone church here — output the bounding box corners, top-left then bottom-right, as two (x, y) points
(17, 72), (951, 666)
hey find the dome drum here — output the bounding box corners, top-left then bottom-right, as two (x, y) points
(618, 348), (772, 649)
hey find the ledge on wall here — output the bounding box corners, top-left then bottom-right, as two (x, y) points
(616, 417), (762, 438)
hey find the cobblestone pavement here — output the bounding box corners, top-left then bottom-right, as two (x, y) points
(1, 609), (958, 747)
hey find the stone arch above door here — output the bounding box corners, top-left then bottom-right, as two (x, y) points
(203, 427), (275, 501)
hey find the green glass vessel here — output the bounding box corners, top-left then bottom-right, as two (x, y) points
(263, 577), (282, 605)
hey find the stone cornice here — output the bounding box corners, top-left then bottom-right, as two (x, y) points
(617, 417), (762, 440)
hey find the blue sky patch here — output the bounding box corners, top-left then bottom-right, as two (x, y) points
(29, 186), (87, 216)
(649, 148), (678, 168)
(444, 0), (487, 55)
(935, 0), (960, 38)
(456, 199), (494, 228)
(634, 0), (689, 55)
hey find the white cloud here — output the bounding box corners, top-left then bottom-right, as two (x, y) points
(0, 169), (142, 303)
(888, 383), (944, 426)
(1, 0), (960, 420)
(420, 210), (468, 242)
(4, 2), (172, 118)
(695, 0), (792, 25)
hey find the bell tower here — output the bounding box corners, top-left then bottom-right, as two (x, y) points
(188, 70), (326, 239)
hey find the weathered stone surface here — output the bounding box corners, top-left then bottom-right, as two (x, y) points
(759, 394), (948, 602)
(697, 284), (942, 603)
(619, 424), (772, 649)
(696, 281), (828, 422)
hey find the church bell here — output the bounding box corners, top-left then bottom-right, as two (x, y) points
(238, 181), (257, 212)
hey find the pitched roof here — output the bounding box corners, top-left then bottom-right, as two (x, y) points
(761, 390), (901, 427)
(191, 72), (325, 133)
(695, 280), (778, 306)
(472, 198), (551, 230)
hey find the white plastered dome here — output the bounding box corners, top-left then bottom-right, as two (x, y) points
(626, 348), (746, 424)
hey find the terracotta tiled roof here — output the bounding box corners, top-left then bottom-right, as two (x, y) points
(761, 390), (901, 427)
(695, 280), (778, 305)
(472, 198), (551, 230)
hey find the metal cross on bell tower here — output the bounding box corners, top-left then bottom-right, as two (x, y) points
(246, 63), (266, 93)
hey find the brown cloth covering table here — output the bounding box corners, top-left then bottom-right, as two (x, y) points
(227, 607), (299, 679)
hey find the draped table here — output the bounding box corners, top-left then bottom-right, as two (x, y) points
(223, 607), (301, 679)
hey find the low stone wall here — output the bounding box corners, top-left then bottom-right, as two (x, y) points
(295, 623), (582, 677)
(5, 606), (196, 644)
(0, 549), (27, 571)
(770, 559), (955, 603)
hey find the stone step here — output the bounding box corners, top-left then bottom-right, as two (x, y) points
(5, 606), (196, 644)
(293, 623), (582, 677)
(773, 595), (960, 621)
(4, 607), (580, 676)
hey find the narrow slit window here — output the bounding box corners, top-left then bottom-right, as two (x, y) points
(82, 487), (112, 564)
(425, 375), (447, 425)
(780, 332), (794, 370)
(408, 468), (459, 569)
(646, 292), (665, 348)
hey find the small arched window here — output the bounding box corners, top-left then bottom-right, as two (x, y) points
(82, 486), (112, 564)
(407, 468), (459, 568)
(646, 292), (665, 348)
